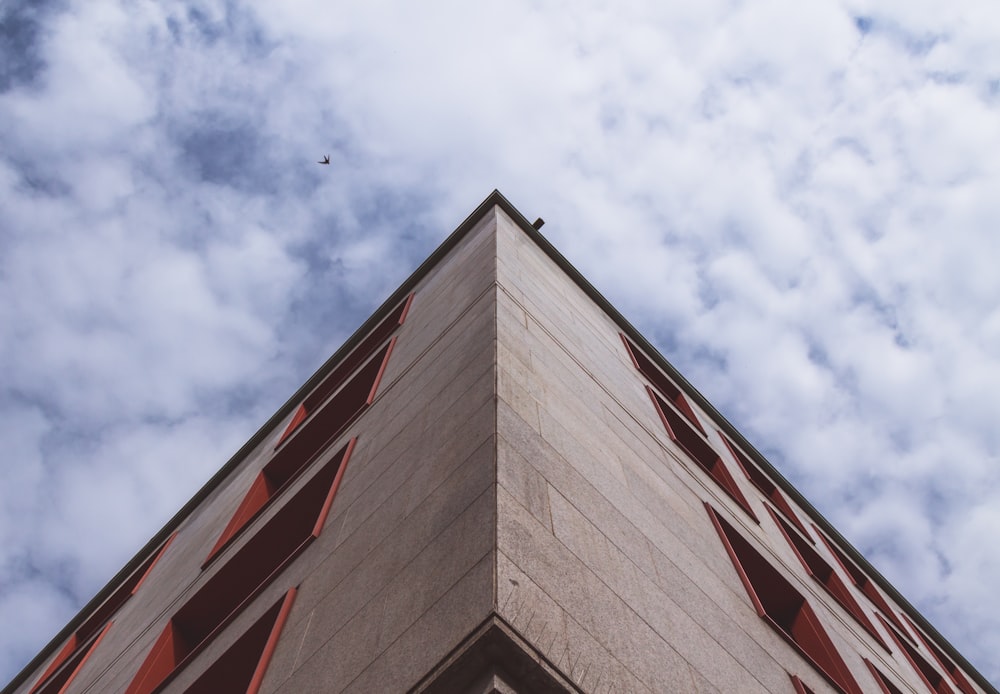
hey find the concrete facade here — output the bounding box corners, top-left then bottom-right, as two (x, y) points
(6, 192), (995, 694)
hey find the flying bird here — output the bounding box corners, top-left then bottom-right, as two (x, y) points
(318, 155), (330, 165)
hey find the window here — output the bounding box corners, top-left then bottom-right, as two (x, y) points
(29, 533), (175, 694)
(649, 387), (757, 521)
(275, 337), (395, 457)
(184, 588), (296, 694)
(720, 433), (811, 537)
(901, 615), (976, 694)
(878, 615), (955, 694)
(865, 659), (905, 694)
(789, 674), (818, 694)
(29, 623), (113, 694)
(768, 509), (888, 650)
(620, 333), (706, 434)
(126, 450), (350, 694)
(204, 439), (356, 566)
(813, 527), (915, 642)
(706, 505), (862, 694)
(203, 318), (397, 564)
(275, 292), (412, 447)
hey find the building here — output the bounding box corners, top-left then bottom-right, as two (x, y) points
(5, 191), (995, 694)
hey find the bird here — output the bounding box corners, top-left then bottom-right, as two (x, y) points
(318, 155), (330, 165)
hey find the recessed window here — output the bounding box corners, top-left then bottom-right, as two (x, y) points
(29, 533), (175, 694)
(276, 337), (396, 454)
(813, 527), (916, 642)
(768, 509), (888, 650)
(126, 450), (351, 694)
(901, 614), (976, 694)
(878, 615), (955, 694)
(620, 333), (706, 434)
(720, 433), (811, 537)
(276, 292), (413, 447)
(789, 674), (818, 694)
(864, 659), (905, 694)
(649, 387), (757, 521)
(29, 623), (113, 694)
(184, 588), (297, 694)
(706, 505), (862, 694)
(204, 439), (356, 566)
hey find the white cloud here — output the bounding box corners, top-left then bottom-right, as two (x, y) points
(2, 0), (999, 688)
(0, 581), (77, 686)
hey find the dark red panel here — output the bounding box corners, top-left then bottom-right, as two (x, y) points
(29, 638), (78, 694)
(127, 622), (189, 694)
(720, 433), (812, 538)
(707, 505), (862, 694)
(303, 293), (411, 412)
(901, 614), (976, 694)
(184, 588), (296, 694)
(879, 615), (955, 694)
(204, 439), (355, 566)
(621, 333), (706, 434)
(275, 292), (412, 447)
(205, 473), (276, 564)
(126, 449), (351, 694)
(789, 673), (818, 694)
(650, 388), (757, 521)
(31, 622), (113, 694)
(272, 340), (392, 470)
(274, 404), (308, 447)
(30, 533), (175, 694)
(813, 527), (916, 642)
(246, 588), (297, 694)
(768, 508), (888, 650)
(865, 659), (905, 694)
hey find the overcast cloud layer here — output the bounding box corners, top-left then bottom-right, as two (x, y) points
(2, 0), (999, 687)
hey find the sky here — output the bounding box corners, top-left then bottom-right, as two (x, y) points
(1, 0), (999, 688)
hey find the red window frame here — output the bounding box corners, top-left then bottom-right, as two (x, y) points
(204, 439), (356, 566)
(183, 588), (297, 694)
(29, 533), (175, 694)
(813, 526), (916, 642)
(275, 292), (413, 447)
(649, 387), (757, 521)
(126, 449), (351, 694)
(707, 504), (862, 694)
(789, 674), (818, 694)
(620, 333), (706, 434)
(768, 508), (888, 650)
(720, 432), (811, 538)
(878, 615), (955, 694)
(275, 336), (395, 456)
(29, 622), (114, 694)
(865, 658), (905, 694)
(900, 614), (976, 694)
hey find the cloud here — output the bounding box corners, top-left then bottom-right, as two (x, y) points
(2, 0), (999, 688)
(0, 0), (59, 94)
